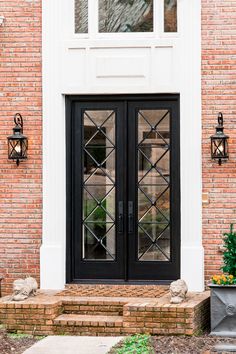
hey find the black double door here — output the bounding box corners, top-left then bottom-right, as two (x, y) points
(67, 95), (180, 283)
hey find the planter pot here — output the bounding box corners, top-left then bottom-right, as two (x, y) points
(209, 284), (236, 337)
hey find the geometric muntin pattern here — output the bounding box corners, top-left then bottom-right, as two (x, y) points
(137, 110), (170, 261)
(82, 110), (116, 260)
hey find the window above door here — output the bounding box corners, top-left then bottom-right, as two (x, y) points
(74, 0), (178, 37)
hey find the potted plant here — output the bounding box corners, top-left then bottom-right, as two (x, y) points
(209, 224), (236, 336)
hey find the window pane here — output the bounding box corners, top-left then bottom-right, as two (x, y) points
(83, 110), (116, 261)
(137, 110), (171, 262)
(164, 0), (177, 32)
(75, 0), (88, 33)
(99, 0), (153, 33)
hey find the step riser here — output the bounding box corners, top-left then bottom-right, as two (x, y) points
(54, 326), (123, 336)
(63, 304), (123, 316)
(64, 310), (122, 316)
(53, 314), (124, 336)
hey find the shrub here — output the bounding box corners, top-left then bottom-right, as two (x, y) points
(221, 224), (236, 277)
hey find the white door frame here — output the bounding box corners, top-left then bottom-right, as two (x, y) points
(41, 0), (204, 292)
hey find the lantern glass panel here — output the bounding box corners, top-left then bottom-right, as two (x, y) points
(21, 138), (28, 158)
(224, 139), (228, 156)
(8, 137), (28, 160)
(212, 138), (225, 158)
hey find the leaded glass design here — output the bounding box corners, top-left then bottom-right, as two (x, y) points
(75, 0), (88, 33)
(164, 0), (177, 32)
(99, 0), (153, 33)
(137, 110), (170, 261)
(83, 110), (116, 260)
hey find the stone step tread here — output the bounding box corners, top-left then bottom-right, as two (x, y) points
(54, 314), (124, 327)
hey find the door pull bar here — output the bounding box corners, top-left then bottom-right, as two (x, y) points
(128, 201), (134, 233)
(118, 201), (124, 233)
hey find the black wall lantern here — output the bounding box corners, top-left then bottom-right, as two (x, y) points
(211, 112), (229, 165)
(8, 113), (28, 166)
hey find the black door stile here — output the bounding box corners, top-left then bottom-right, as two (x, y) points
(127, 100), (180, 280)
(66, 95), (180, 283)
(72, 100), (126, 280)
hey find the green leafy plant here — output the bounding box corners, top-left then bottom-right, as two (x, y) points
(111, 334), (154, 354)
(222, 224), (236, 277)
(7, 333), (45, 340)
(7, 333), (34, 339)
(211, 224), (236, 285)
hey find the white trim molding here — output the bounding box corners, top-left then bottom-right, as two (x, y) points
(41, 0), (203, 291)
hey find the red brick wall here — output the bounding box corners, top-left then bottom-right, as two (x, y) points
(202, 0), (236, 284)
(0, 0), (42, 295)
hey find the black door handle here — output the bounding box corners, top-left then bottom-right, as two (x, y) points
(118, 201), (123, 233)
(128, 201), (134, 233)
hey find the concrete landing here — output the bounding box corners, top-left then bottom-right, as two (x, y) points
(23, 336), (123, 354)
(214, 343), (236, 352)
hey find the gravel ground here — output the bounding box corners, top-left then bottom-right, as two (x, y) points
(1, 326), (236, 354)
(152, 334), (236, 354)
(0, 326), (40, 354)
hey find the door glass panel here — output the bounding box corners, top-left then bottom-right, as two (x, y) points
(164, 0), (177, 32)
(137, 109), (170, 261)
(75, 0), (88, 33)
(83, 110), (116, 260)
(99, 0), (153, 33)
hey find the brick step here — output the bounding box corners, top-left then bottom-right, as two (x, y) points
(54, 314), (124, 336)
(62, 299), (124, 316)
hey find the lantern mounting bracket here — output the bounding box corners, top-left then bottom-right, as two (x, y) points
(218, 112), (223, 127)
(14, 113), (23, 131)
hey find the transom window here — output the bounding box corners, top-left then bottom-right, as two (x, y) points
(75, 0), (177, 34)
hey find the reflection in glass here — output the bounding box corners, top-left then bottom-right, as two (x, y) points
(137, 110), (170, 261)
(82, 110), (116, 260)
(164, 0), (177, 32)
(75, 0), (88, 33)
(99, 0), (153, 33)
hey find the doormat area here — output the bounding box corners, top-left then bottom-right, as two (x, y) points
(56, 284), (169, 298)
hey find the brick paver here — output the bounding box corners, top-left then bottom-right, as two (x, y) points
(58, 284), (169, 298)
